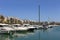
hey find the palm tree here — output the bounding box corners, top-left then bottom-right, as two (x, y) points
(0, 15), (5, 23)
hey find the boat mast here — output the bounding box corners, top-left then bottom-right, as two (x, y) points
(38, 5), (40, 25)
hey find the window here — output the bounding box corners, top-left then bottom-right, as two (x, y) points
(0, 25), (3, 27)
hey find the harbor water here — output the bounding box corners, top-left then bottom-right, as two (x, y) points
(0, 26), (60, 40)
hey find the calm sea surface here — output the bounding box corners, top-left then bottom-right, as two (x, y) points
(0, 26), (60, 40)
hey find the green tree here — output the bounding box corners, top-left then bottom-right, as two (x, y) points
(0, 15), (5, 23)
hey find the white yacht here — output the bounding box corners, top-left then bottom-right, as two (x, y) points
(23, 24), (36, 31)
(33, 25), (43, 29)
(12, 24), (36, 31)
(12, 24), (28, 31)
(0, 23), (14, 34)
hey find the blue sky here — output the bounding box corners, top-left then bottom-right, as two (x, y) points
(0, 0), (60, 22)
(40, 0), (60, 22)
(0, 0), (40, 21)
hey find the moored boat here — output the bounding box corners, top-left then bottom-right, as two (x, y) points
(12, 24), (28, 31)
(23, 24), (36, 31)
(0, 23), (14, 34)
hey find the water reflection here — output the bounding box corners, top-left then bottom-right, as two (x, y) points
(0, 31), (35, 40)
(12, 31), (34, 37)
(0, 34), (11, 40)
